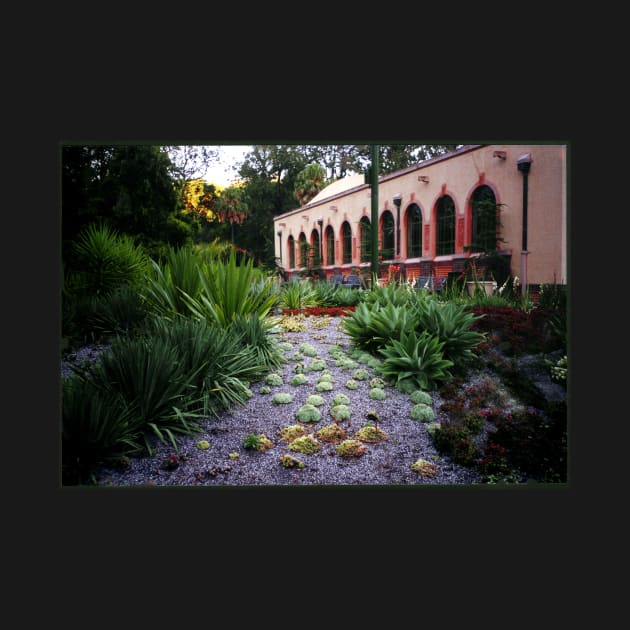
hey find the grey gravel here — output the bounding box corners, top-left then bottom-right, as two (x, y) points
(82, 316), (485, 487)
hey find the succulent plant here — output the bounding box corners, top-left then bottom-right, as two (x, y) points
(278, 342), (294, 352)
(336, 439), (367, 457)
(272, 392), (294, 404)
(196, 440), (210, 450)
(333, 393), (351, 406)
(265, 373), (284, 386)
(410, 403), (435, 423)
(305, 394), (325, 407)
(290, 373), (308, 386)
(369, 377), (386, 389)
(259, 385), (272, 395)
(279, 424), (307, 442)
(345, 379), (359, 390)
(289, 434), (322, 454)
(411, 458), (438, 477)
(317, 373), (334, 383)
(330, 404), (352, 422)
(315, 381), (334, 392)
(299, 343), (318, 357)
(309, 358), (328, 371)
(368, 387), (386, 400)
(352, 368), (370, 381)
(367, 358), (382, 370)
(295, 403), (322, 423)
(292, 352), (304, 361)
(355, 424), (388, 443)
(280, 454), (305, 468)
(242, 434), (273, 452)
(293, 362), (305, 373)
(243, 388), (254, 399)
(410, 390), (433, 406)
(228, 452), (240, 460)
(316, 423), (347, 443)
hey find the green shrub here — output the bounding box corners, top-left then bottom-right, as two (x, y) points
(305, 394), (325, 407)
(280, 280), (317, 310)
(410, 403), (435, 423)
(431, 422), (478, 466)
(463, 412), (485, 434)
(410, 390), (433, 406)
(330, 404), (352, 422)
(368, 388), (386, 400)
(229, 314), (284, 372)
(242, 434), (274, 452)
(333, 393), (351, 406)
(87, 285), (149, 337)
(295, 404), (322, 423)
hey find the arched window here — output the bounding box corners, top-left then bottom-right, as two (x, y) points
(470, 185), (498, 252)
(341, 221), (352, 264)
(406, 203), (422, 258)
(288, 235), (295, 268)
(298, 232), (307, 267)
(436, 195), (455, 256)
(325, 225), (335, 266)
(381, 211), (395, 260)
(310, 228), (320, 266)
(359, 216), (371, 262)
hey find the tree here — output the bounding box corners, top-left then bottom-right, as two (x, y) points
(293, 163), (327, 205)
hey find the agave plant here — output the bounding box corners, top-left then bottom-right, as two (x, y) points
(377, 329), (454, 392)
(279, 279), (317, 310)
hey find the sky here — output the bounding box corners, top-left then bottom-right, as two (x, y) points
(202, 145), (251, 187)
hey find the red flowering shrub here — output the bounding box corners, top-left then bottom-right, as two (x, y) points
(282, 306), (356, 317)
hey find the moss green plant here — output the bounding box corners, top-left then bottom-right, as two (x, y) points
(411, 458), (438, 477)
(309, 358), (327, 371)
(345, 379), (359, 390)
(368, 387), (386, 400)
(333, 393), (351, 406)
(336, 439), (367, 457)
(289, 434), (322, 454)
(290, 373), (308, 386)
(316, 423), (346, 443)
(330, 404), (352, 422)
(196, 440), (210, 450)
(281, 453), (305, 468)
(355, 424), (388, 443)
(410, 390), (433, 406)
(305, 394), (325, 407)
(410, 403), (435, 422)
(279, 424), (307, 442)
(370, 377), (386, 389)
(295, 403), (322, 423)
(316, 381), (334, 392)
(299, 343), (318, 357)
(228, 452), (240, 459)
(353, 368), (370, 381)
(272, 392), (294, 404)
(265, 373), (284, 386)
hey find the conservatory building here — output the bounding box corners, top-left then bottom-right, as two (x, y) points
(272, 144), (567, 291)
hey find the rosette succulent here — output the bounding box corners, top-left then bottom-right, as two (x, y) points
(295, 404), (322, 423)
(410, 403), (435, 423)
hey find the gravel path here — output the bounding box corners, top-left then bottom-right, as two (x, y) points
(76, 316), (482, 487)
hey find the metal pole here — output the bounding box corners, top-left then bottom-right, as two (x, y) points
(370, 144), (379, 286)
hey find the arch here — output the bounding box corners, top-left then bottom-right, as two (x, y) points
(288, 235), (295, 268)
(298, 232), (307, 267)
(340, 221), (352, 264)
(359, 216), (371, 262)
(469, 184), (498, 252)
(435, 195), (455, 256)
(406, 203), (423, 258)
(325, 225), (335, 266)
(310, 228), (321, 266)
(380, 210), (395, 260)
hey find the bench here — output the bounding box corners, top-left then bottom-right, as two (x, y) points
(329, 274), (344, 286)
(344, 274), (362, 288)
(416, 276), (447, 292)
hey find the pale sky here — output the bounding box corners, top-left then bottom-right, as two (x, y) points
(203, 145), (251, 187)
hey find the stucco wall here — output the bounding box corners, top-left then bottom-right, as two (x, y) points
(274, 144), (567, 286)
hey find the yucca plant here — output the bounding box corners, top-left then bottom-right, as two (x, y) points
(144, 245), (208, 318)
(377, 329), (454, 392)
(229, 314), (284, 372)
(183, 250), (278, 327)
(279, 279), (317, 310)
(69, 223), (148, 297)
(62, 376), (145, 485)
(87, 285), (149, 336)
